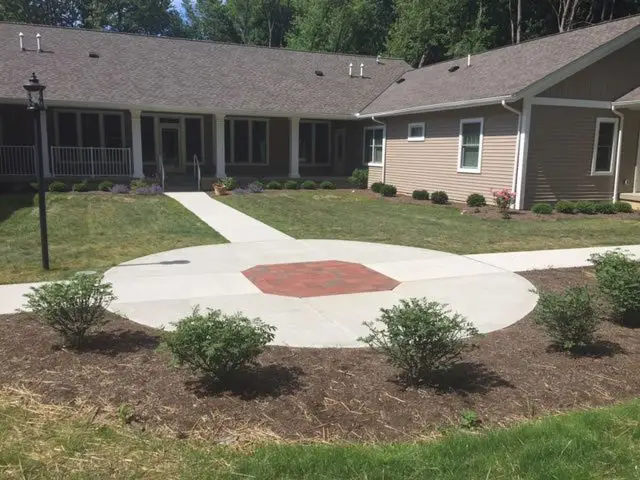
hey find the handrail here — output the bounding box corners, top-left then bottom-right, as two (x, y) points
(158, 154), (165, 191)
(193, 154), (201, 191)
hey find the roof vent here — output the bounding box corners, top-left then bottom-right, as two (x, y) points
(89, 51), (100, 58)
(19, 32), (24, 51)
(448, 65), (460, 73)
(315, 69), (323, 76)
(395, 77), (405, 84)
(36, 33), (42, 52)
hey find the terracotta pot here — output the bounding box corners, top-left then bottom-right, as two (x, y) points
(213, 183), (228, 196)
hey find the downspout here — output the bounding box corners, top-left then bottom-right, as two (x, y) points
(501, 100), (522, 195)
(611, 105), (624, 203)
(371, 116), (387, 184)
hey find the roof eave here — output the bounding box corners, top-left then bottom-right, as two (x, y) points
(613, 99), (640, 108)
(355, 95), (515, 118)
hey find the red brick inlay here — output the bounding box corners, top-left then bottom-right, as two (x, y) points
(242, 260), (400, 298)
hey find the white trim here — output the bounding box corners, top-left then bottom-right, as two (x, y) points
(501, 100), (522, 194)
(531, 97), (612, 109)
(514, 98), (532, 210)
(611, 106), (624, 201)
(357, 95), (512, 119)
(225, 117), (270, 166)
(54, 109), (125, 149)
(363, 125), (385, 166)
(407, 122), (425, 142)
(299, 120), (332, 166)
(457, 118), (484, 174)
(590, 117), (619, 176)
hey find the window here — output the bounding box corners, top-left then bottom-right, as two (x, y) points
(225, 118), (269, 165)
(55, 110), (123, 148)
(364, 126), (384, 165)
(458, 118), (483, 173)
(408, 122), (425, 141)
(299, 121), (330, 165)
(185, 117), (203, 163)
(591, 118), (618, 175)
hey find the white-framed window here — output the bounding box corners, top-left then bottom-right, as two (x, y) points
(300, 121), (330, 165)
(54, 110), (125, 148)
(591, 117), (619, 175)
(224, 118), (269, 165)
(407, 122), (425, 141)
(363, 126), (385, 165)
(458, 118), (484, 173)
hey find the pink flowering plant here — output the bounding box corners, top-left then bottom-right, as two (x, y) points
(492, 188), (516, 219)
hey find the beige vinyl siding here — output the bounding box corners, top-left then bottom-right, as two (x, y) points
(367, 165), (383, 187)
(539, 38), (640, 101)
(525, 105), (617, 207)
(383, 106), (518, 203)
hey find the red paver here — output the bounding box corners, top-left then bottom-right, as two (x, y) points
(242, 260), (400, 298)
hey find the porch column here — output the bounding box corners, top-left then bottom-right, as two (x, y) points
(289, 117), (300, 178)
(130, 109), (144, 178)
(215, 114), (226, 178)
(39, 110), (50, 177)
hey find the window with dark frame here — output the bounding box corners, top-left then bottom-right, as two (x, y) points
(224, 118), (269, 165)
(592, 119), (616, 174)
(299, 122), (330, 165)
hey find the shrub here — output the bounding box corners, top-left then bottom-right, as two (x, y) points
(371, 182), (385, 193)
(71, 180), (90, 192)
(98, 180), (114, 192)
(590, 251), (640, 325)
(466, 193), (486, 207)
(133, 184), (163, 195)
(220, 177), (238, 191)
(594, 202), (617, 215)
(165, 308), (276, 380)
(430, 190), (449, 205)
(319, 181), (335, 190)
(555, 200), (576, 214)
(284, 180), (299, 190)
(130, 179), (149, 192)
(531, 203), (553, 215)
(412, 189), (429, 201)
(380, 184), (397, 197)
(359, 298), (478, 384)
(247, 181), (264, 193)
(301, 180), (317, 190)
(265, 181), (282, 190)
(575, 200), (597, 214)
(23, 273), (116, 348)
(348, 168), (368, 189)
(110, 184), (130, 194)
(48, 181), (68, 192)
(614, 201), (634, 213)
(492, 188), (516, 219)
(534, 287), (598, 351)
(460, 410), (481, 429)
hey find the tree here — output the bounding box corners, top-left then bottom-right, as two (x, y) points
(85, 0), (185, 35)
(549, 0), (582, 31)
(183, 0), (239, 42)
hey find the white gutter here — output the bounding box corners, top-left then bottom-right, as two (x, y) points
(358, 95), (514, 119)
(501, 100), (522, 194)
(371, 116), (387, 183)
(611, 105), (625, 202)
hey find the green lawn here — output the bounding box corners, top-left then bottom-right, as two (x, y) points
(219, 191), (640, 254)
(0, 193), (225, 284)
(2, 393), (640, 479)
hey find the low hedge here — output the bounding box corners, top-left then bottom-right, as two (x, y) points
(594, 202), (617, 215)
(265, 181), (282, 190)
(575, 200), (597, 215)
(614, 201), (634, 213)
(319, 181), (336, 190)
(380, 184), (397, 197)
(301, 180), (317, 190)
(371, 182), (385, 194)
(531, 203), (553, 215)
(555, 200), (575, 214)
(48, 181), (68, 192)
(284, 180), (299, 190)
(431, 191), (449, 205)
(412, 190), (429, 201)
(466, 193), (486, 207)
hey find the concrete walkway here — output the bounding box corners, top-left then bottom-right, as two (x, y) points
(165, 192), (293, 243)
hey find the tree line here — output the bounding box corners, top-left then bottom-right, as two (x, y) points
(3, 0), (640, 66)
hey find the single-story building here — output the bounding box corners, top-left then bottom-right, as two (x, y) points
(1, 15), (640, 209)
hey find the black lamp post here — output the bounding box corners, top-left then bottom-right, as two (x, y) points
(24, 72), (49, 270)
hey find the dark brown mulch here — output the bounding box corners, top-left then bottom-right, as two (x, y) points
(2, 267), (640, 443)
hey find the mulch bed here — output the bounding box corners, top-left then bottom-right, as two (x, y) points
(2, 267), (640, 443)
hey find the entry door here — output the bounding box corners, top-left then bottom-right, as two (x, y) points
(160, 124), (182, 172)
(333, 129), (346, 174)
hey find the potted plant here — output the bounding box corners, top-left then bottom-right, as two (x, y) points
(212, 182), (228, 196)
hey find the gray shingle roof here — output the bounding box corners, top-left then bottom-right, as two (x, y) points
(361, 15), (640, 116)
(0, 23), (410, 117)
(615, 85), (640, 104)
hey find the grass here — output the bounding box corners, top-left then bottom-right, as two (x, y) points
(0, 193), (225, 284)
(1, 389), (640, 479)
(219, 191), (640, 254)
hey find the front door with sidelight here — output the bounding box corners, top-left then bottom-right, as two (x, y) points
(160, 123), (182, 172)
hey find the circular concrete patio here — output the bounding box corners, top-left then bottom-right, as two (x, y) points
(104, 239), (538, 347)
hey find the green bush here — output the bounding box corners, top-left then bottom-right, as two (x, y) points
(431, 191), (449, 205)
(359, 298), (478, 384)
(534, 287), (598, 351)
(284, 180), (299, 190)
(594, 202), (617, 215)
(371, 182), (385, 193)
(412, 189), (429, 201)
(380, 184), (397, 197)
(130, 179), (149, 191)
(301, 180), (317, 190)
(23, 273), (116, 348)
(72, 180), (90, 192)
(265, 181), (282, 190)
(531, 203), (553, 215)
(590, 251), (640, 326)
(319, 181), (335, 190)
(575, 200), (597, 215)
(614, 201), (634, 213)
(466, 193), (486, 207)
(165, 308), (276, 380)
(348, 168), (368, 189)
(48, 181), (68, 192)
(98, 180), (114, 192)
(220, 177), (238, 191)
(555, 200), (576, 214)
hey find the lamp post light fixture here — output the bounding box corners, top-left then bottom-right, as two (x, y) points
(23, 72), (49, 270)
